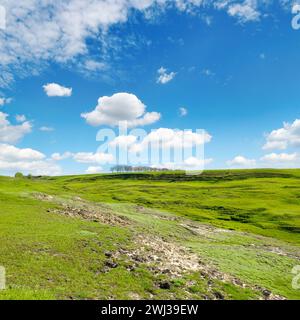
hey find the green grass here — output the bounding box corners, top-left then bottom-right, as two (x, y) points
(0, 169), (300, 300)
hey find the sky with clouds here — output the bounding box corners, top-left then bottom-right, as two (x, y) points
(0, 0), (300, 175)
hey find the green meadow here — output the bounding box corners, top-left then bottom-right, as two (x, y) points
(0, 169), (300, 300)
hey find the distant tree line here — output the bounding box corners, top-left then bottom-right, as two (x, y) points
(14, 172), (42, 179)
(110, 165), (170, 173)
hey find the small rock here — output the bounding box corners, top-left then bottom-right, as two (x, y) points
(213, 292), (224, 300)
(159, 282), (171, 290)
(105, 261), (118, 269)
(263, 289), (271, 297)
(105, 252), (113, 258)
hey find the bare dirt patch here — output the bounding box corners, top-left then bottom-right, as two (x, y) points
(53, 203), (130, 227)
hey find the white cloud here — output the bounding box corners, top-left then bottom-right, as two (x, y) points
(157, 67), (176, 84)
(81, 92), (161, 128)
(109, 135), (137, 148)
(0, 143), (61, 176)
(263, 119), (300, 151)
(184, 156), (213, 168)
(43, 83), (72, 97)
(86, 166), (103, 174)
(0, 143), (45, 161)
(40, 126), (55, 132)
(83, 60), (107, 72)
(0, 97), (12, 106)
(15, 114), (26, 123)
(0, 112), (32, 144)
(51, 152), (73, 161)
(0, 1), (280, 86)
(227, 1), (260, 23)
(73, 152), (114, 164)
(51, 150), (114, 164)
(261, 153), (298, 163)
(109, 128), (212, 155)
(227, 155), (256, 167)
(152, 157), (213, 171)
(179, 107), (188, 117)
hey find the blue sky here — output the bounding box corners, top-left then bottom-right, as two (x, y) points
(1, 0), (300, 175)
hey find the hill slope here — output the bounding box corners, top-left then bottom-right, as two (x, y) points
(0, 169), (299, 300)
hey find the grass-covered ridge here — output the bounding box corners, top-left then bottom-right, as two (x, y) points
(0, 169), (300, 300)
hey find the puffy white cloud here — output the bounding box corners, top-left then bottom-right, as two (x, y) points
(179, 107), (188, 117)
(227, 1), (260, 23)
(43, 83), (72, 97)
(184, 156), (213, 168)
(227, 155), (256, 167)
(86, 166), (103, 174)
(73, 152), (114, 164)
(157, 67), (176, 84)
(81, 92), (161, 128)
(126, 128), (212, 152)
(0, 143), (61, 176)
(0, 143), (45, 161)
(0, 112), (32, 144)
(263, 119), (300, 151)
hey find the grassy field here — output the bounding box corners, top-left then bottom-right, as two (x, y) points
(0, 169), (300, 300)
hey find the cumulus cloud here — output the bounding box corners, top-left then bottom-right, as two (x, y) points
(227, 155), (256, 167)
(81, 92), (161, 128)
(43, 83), (72, 97)
(0, 143), (44, 161)
(0, 112), (32, 144)
(0, 143), (61, 176)
(128, 128), (211, 152)
(157, 67), (176, 84)
(263, 119), (300, 151)
(109, 128), (212, 158)
(86, 166), (103, 174)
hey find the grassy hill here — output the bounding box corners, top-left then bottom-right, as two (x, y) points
(0, 169), (299, 300)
